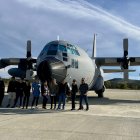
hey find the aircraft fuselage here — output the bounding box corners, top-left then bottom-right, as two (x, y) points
(36, 40), (99, 89)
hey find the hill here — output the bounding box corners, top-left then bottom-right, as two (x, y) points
(105, 78), (140, 89)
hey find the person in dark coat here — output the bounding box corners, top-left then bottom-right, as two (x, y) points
(12, 78), (25, 108)
(6, 77), (16, 107)
(78, 78), (89, 111)
(22, 80), (31, 109)
(0, 77), (5, 107)
(57, 79), (70, 110)
(41, 81), (50, 109)
(71, 79), (78, 110)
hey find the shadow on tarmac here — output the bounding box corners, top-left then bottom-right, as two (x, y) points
(0, 107), (74, 115)
(0, 94), (139, 115)
(87, 96), (140, 105)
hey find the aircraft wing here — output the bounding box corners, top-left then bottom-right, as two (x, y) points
(0, 40), (37, 79)
(0, 58), (20, 69)
(92, 36), (140, 68)
(95, 57), (140, 67)
(129, 57), (140, 66)
(0, 58), (36, 69)
(95, 57), (122, 66)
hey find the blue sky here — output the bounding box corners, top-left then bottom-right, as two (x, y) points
(0, 0), (140, 80)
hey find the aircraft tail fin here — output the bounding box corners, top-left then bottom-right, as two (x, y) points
(92, 34), (97, 59)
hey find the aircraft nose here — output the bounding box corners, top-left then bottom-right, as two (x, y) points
(37, 57), (67, 82)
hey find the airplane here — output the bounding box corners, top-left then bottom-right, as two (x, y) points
(0, 35), (139, 97)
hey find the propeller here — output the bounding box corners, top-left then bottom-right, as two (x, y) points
(25, 40), (36, 80)
(122, 38), (129, 69)
(117, 38), (134, 81)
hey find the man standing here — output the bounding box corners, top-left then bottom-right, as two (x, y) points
(78, 78), (89, 111)
(6, 77), (16, 107)
(0, 77), (5, 107)
(57, 79), (70, 110)
(13, 78), (25, 108)
(71, 79), (78, 110)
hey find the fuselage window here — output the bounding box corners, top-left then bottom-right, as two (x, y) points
(63, 57), (68, 61)
(63, 53), (67, 57)
(71, 59), (78, 69)
(75, 60), (78, 69)
(71, 59), (75, 68)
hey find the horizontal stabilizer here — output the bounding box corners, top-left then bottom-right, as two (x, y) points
(103, 69), (135, 73)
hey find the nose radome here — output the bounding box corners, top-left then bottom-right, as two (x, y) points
(37, 57), (67, 82)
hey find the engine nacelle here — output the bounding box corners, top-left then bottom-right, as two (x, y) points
(8, 68), (26, 78)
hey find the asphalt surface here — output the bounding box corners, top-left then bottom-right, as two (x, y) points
(0, 89), (140, 140)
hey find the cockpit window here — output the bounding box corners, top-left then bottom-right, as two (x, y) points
(47, 44), (58, 55)
(41, 42), (80, 56)
(75, 50), (80, 56)
(67, 47), (72, 54)
(66, 44), (80, 56)
(58, 45), (67, 52)
(49, 44), (58, 50)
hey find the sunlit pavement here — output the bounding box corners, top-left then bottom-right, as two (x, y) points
(0, 89), (140, 140)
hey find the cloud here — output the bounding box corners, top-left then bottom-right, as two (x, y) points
(0, 0), (140, 79)
(16, 0), (140, 40)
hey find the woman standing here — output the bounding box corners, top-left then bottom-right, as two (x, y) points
(41, 81), (50, 109)
(49, 79), (59, 109)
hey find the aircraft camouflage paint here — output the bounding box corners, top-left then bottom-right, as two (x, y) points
(0, 35), (138, 97)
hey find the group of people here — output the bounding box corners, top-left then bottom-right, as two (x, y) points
(0, 76), (89, 111)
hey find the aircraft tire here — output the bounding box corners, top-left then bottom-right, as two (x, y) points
(98, 92), (103, 98)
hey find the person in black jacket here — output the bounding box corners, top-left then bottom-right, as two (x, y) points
(22, 80), (31, 109)
(12, 78), (25, 108)
(71, 79), (78, 110)
(0, 77), (5, 107)
(6, 77), (16, 107)
(78, 78), (89, 111)
(57, 79), (70, 110)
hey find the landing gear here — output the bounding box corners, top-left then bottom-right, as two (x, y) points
(95, 86), (105, 98)
(98, 92), (103, 98)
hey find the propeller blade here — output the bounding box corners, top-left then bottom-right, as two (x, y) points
(123, 38), (128, 57)
(27, 40), (31, 58)
(123, 69), (128, 81)
(26, 69), (33, 80)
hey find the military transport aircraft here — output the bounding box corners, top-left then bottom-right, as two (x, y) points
(0, 35), (139, 97)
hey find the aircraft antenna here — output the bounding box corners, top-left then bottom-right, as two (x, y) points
(57, 35), (60, 41)
(92, 34), (97, 59)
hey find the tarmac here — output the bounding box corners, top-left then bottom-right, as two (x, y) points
(0, 89), (140, 140)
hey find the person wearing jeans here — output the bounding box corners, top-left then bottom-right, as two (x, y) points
(49, 78), (59, 109)
(41, 81), (50, 109)
(31, 79), (40, 109)
(57, 79), (70, 110)
(78, 78), (89, 111)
